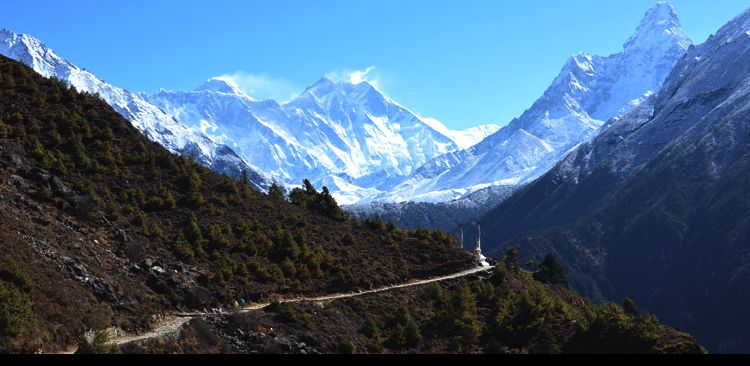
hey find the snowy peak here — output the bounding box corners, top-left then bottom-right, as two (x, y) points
(296, 76), (339, 100)
(148, 71), (461, 204)
(296, 76), (383, 106)
(379, 2), (693, 204)
(549, 2), (692, 122)
(308, 76), (337, 90)
(639, 2), (680, 28)
(0, 29), (74, 79)
(287, 76), (429, 134)
(306, 76), (376, 91)
(624, 2), (691, 51)
(195, 77), (248, 97)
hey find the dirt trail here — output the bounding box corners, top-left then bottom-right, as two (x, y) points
(112, 316), (193, 345)
(263, 265), (494, 306)
(102, 265), (494, 348)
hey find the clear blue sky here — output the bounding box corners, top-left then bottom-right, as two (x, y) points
(1, 1), (747, 130)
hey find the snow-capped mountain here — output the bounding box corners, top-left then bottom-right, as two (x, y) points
(0, 28), (274, 190)
(0, 2), (691, 206)
(474, 5), (750, 352)
(148, 76), (471, 204)
(374, 2), (692, 203)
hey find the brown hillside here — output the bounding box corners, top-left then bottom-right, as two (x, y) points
(0, 55), (475, 353)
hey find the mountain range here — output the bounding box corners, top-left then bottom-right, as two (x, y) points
(469, 5), (750, 353)
(147, 77), (497, 204)
(0, 2), (691, 208)
(148, 3), (691, 206)
(371, 2), (692, 203)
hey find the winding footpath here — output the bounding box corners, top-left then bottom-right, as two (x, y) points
(96, 265), (494, 349)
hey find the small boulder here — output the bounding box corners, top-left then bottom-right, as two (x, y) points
(89, 278), (118, 302)
(168, 273), (183, 286)
(73, 264), (88, 278)
(115, 229), (132, 243)
(9, 153), (26, 169)
(9, 175), (28, 191)
(28, 167), (51, 183)
(50, 176), (72, 197)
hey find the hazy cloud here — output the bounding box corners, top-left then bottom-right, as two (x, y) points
(215, 66), (391, 102)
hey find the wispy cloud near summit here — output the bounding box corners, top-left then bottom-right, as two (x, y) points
(215, 71), (301, 102)
(326, 66), (384, 88)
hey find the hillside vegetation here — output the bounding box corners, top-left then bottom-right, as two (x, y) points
(0, 55), (474, 352)
(124, 252), (703, 354)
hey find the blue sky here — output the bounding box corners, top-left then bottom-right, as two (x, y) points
(1, 1), (747, 130)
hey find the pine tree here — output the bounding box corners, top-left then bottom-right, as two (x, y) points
(623, 297), (639, 317)
(240, 169), (249, 186)
(207, 224), (230, 251)
(362, 317), (381, 339)
(404, 318), (422, 347)
(450, 283), (480, 344)
(504, 247), (519, 271)
(268, 183), (286, 201)
(174, 231), (195, 259)
(389, 324), (407, 350)
(362, 317), (383, 353)
(533, 253), (570, 288)
(303, 179), (317, 195)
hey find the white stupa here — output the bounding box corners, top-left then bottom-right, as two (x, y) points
(474, 222), (490, 268)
